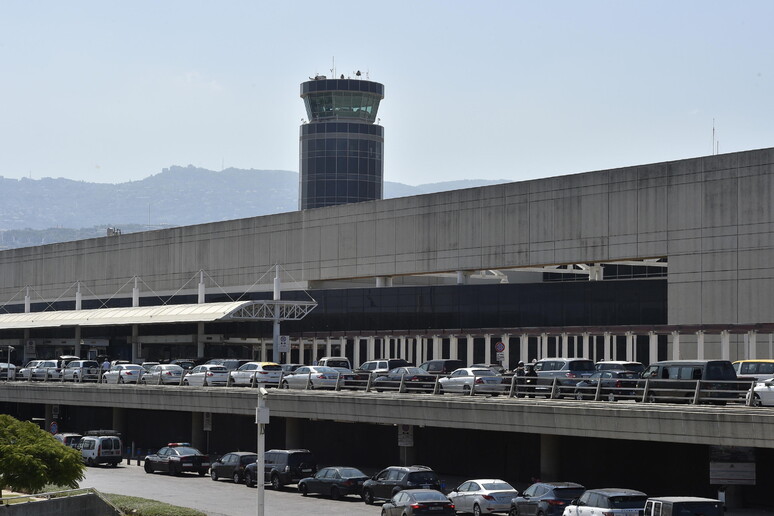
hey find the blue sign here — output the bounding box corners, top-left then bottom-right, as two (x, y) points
(50, 421), (58, 434)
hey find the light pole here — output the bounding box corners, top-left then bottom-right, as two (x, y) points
(6, 345), (14, 381)
(256, 387), (270, 516)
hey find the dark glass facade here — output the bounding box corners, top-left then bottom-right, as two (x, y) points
(299, 78), (384, 210)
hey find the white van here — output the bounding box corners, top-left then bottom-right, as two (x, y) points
(643, 497), (723, 516)
(80, 431), (122, 466)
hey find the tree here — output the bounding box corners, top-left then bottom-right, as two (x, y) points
(0, 414), (84, 498)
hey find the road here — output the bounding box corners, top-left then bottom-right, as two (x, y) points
(81, 462), (381, 516)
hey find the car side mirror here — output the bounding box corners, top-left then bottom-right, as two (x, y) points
(765, 379), (773, 386)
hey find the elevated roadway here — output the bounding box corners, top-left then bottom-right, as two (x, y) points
(1, 382), (772, 449)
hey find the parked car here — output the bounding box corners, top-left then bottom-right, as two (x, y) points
(30, 359), (62, 380)
(170, 359), (197, 371)
(54, 432), (83, 449)
(638, 360), (740, 403)
(17, 360), (42, 380)
(372, 367), (436, 392)
(230, 362), (282, 386)
(418, 359), (465, 375)
(562, 488), (647, 516)
(62, 360), (101, 382)
(80, 430), (122, 466)
(447, 478), (518, 515)
(140, 361), (160, 372)
(533, 358), (596, 393)
(297, 466), (369, 499)
(210, 451), (257, 483)
(643, 497), (723, 516)
(438, 367), (503, 395)
(354, 359), (411, 379)
(362, 465), (441, 505)
(103, 363), (145, 384)
(595, 361), (645, 374)
(381, 489), (456, 515)
(280, 365), (341, 389)
(244, 449), (316, 489)
(732, 359), (774, 381)
(206, 358), (251, 371)
(0, 362), (16, 380)
(510, 481), (585, 516)
(140, 363), (184, 385)
(747, 377), (774, 406)
(573, 370), (639, 401)
(281, 363), (304, 373)
(185, 364), (230, 386)
(316, 356), (352, 369)
(144, 442), (210, 476)
(471, 363), (507, 375)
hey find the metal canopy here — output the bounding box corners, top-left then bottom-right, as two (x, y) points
(0, 300), (317, 330)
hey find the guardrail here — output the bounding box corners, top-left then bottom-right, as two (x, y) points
(1, 368), (761, 406)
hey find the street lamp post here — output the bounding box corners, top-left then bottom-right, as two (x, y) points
(6, 345), (14, 381)
(256, 387), (270, 516)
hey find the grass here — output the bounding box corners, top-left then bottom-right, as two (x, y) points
(105, 494), (207, 516)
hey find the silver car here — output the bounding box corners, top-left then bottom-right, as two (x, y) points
(448, 478), (518, 515)
(229, 362), (282, 386)
(140, 364), (184, 385)
(185, 364), (230, 386)
(280, 365), (340, 390)
(62, 360), (101, 382)
(103, 363), (145, 384)
(438, 367), (504, 395)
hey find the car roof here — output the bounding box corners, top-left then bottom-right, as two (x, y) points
(540, 481), (585, 488)
(733, 359), (774, 363)
(648, 497), (721, 503)
(586, 488), (647, 496)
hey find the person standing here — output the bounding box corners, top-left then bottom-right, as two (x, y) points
(101, 358), (110, 381)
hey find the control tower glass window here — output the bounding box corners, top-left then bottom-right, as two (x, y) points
(299, 77), (384, 210)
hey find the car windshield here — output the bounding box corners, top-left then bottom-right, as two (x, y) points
(554, 487), (585, 499)
(124, 365), (143, 370)
(207, 366), (228, 372)
(407, 471), (438, 483)
(618, 372), (639, 379)
(314, 367), (338, 373)
(402, 367), (426, 375)
(339, 468), (365, 477)
(413, 491), (448, 502)
(482, 482), (515, 490)
(324, 359), (350, 368)
(261, 364), (282, 371)
(287, 453), (314, 466)
(240, 455), (258, 464)
(609, 496), (647, 508)
(172, 447), (201, 455)
(706, 362), (736, 380)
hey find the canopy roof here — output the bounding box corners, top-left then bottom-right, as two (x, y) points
(0, 300), (317, 329)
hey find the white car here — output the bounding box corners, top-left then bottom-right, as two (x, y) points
(280, 365), (340, 390)
(748, 378), (774, 406)
(438, 367), (504, 395)
(103, 363), (145, 384)
(140, 364), (184, 385)
(62, 360), (101, 382)
(448, 478), (519, 515)
(17, 360), (42, 380)
(0, 362), (16, 380)
(184, 364), (229, 386)
(230, 362), (282, 386)
(31, 359), (62, 380)
(563, 488), (647, 516)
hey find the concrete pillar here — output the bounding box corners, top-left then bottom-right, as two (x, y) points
(573, 335), (578, 358)
(298, 339), (305, 365)
(720, 331), (730, 361)
(422, 338), (428, 364)
(456, 271), (469, 285)
(540, 334), (548, 359)
(603, 333), (612, 361)
(671, 331), (680, 360)
(132, 278), (139, 308)
(540, 434), (561, 481)
(367, 337), (375, 362)
(112, 408), (126, 439)
(433, 336), (441, 360)
(285, 418), (303, 449)
(191, 412), (204, 451)
(697, 331), (705, 360)
(520, 334), (529, 363)
(74, 327), (82, 357)
(484, 335), (492, 366)
(381, 338), (386, 358)
(582, 333), (590, 359)
(649, 331), (658, 365)
(354, 338), (361, 368)
(749, 331), (758, 359)
(769, 333), (773, 359)
(339, 337), (346, 357)
(626, 332), (634, 362)
(261, 340), (268, 362)
(561, 333), (568, 358)
(131, 325), (139, 363)
(466, 335), (474, 366)
(446, 336), (455, 359)
(197, 322), (205, 358)
(502, 334), (510, 371)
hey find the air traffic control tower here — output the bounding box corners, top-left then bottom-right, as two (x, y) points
(299, 75), (385, 209)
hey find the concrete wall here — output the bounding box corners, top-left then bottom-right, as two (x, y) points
(0, 148), (773, 327)
(0, 492), (120, 516)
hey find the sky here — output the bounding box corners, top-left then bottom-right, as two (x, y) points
(0, 1), (773, 186)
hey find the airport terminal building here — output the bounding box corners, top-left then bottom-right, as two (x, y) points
(1, 146), (773, 368)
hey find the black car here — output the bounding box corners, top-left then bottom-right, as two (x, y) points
(243, 449), (316, 489)
(372, 367), (436, 392)
(510, 481), (585, 516)
(574, 370), (639, 401)
(297, 466), (369, 499)
(144, 443), (210, 476)
(362, 465), (441, 505)
(381, 489), (456, 515)
(210, 451), (257, 484)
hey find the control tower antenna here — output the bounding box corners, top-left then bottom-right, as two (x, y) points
(330, 56), (335, 78)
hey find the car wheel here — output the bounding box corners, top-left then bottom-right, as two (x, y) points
(509, 506), (519, 516)
(210, 469), (218, 481)
(118, 376), (124, 384)
(244, 470), (254, 487)
(646, 393), (657, 403)
(198, 470), (207, 476)
(537, 510), (545, 516)
(363, 489), (374, 505)
(330, 486), (340, 500)
(752, 393), (763, 407)
(233, 472), (241, 484)
(463, 384), (471, 395)
(607, 392), (616, 402)
(144, 462), (153, 474)
(474, 503), (483, 516)
(140, 379), (146, 385)
(281, 381), (289, 389)
(73, 374), (79, 382)
(183, 379), (189, 386)
(87, 458), (94, 466)
(299, 483), (308, 496)
(575, 391), (585, 400)
(111, 461), (118, 468)
(271, 474), (281, 490)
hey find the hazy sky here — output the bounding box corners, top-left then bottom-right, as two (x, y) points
(1, 1), (772, 186)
